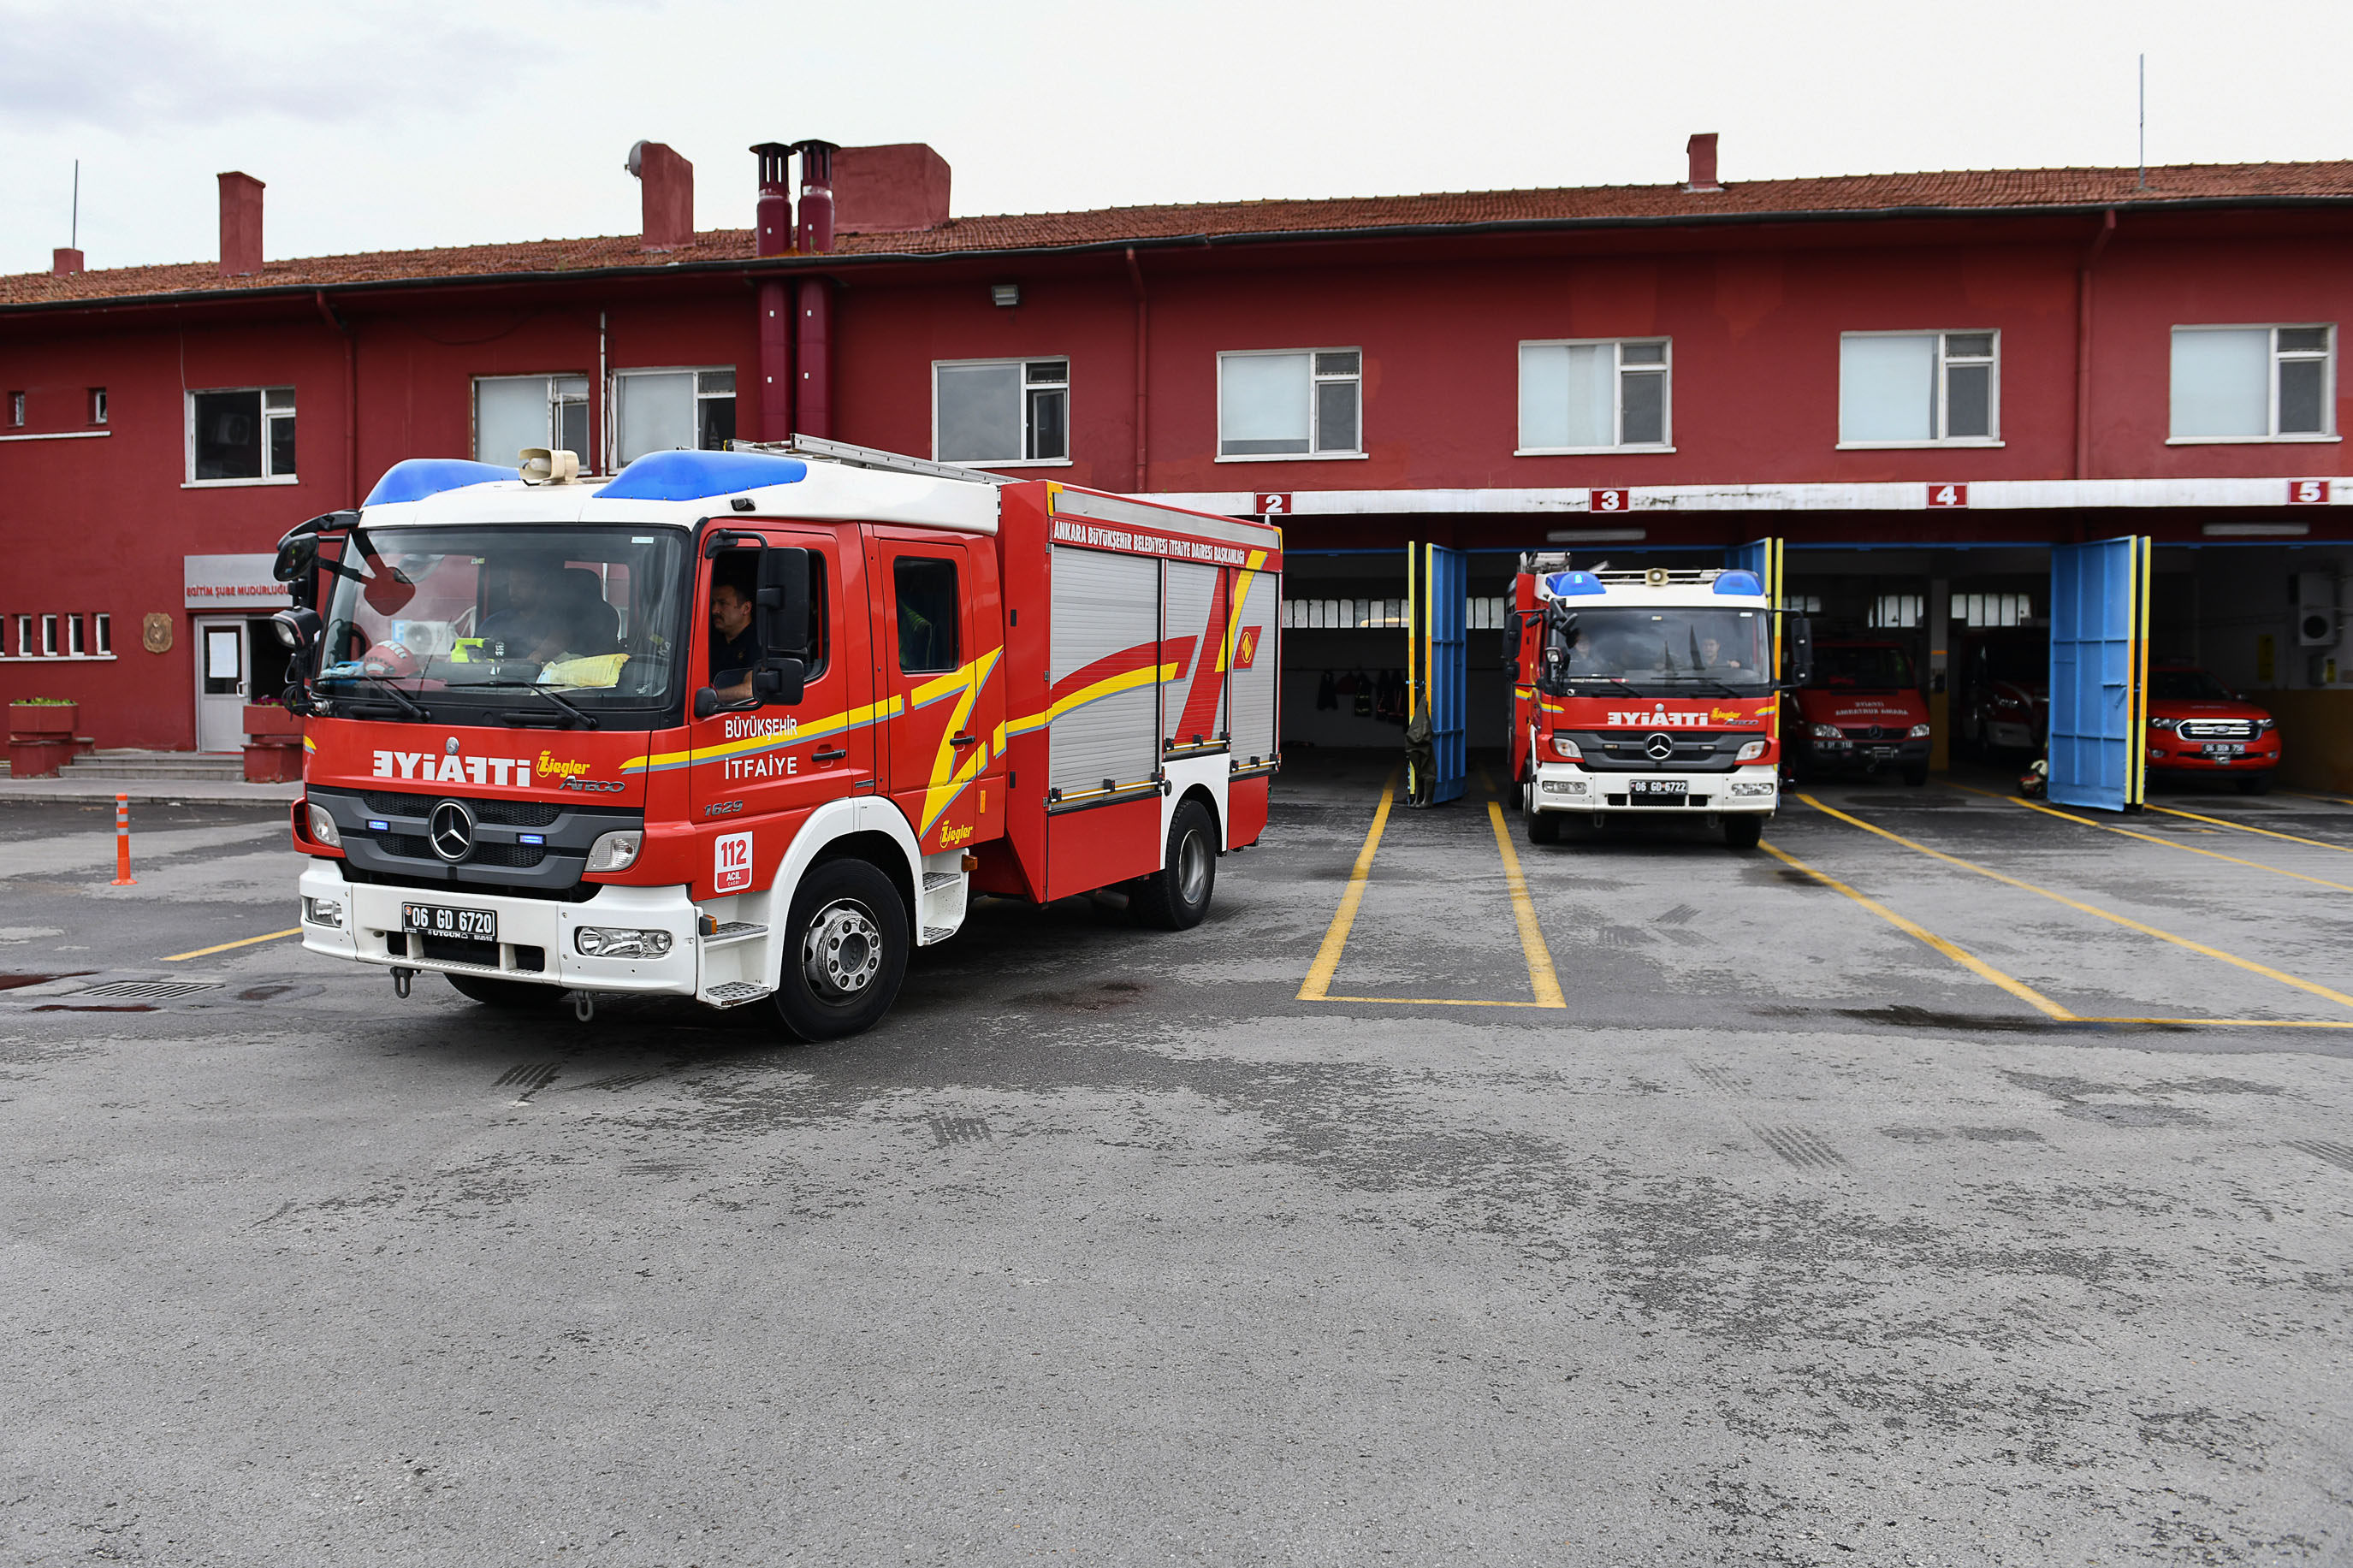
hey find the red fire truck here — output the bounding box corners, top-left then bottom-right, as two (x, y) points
(273, 439), (1281, 1039)
(1507, 556), (1807, 849)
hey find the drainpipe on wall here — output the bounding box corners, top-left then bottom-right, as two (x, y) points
(1125, 247), (1149, 494)
(2075, 209), (2117, 480)
(757, 281), (793, 441)
(795, 278), (832, 440)
(314, 289), (357, 509)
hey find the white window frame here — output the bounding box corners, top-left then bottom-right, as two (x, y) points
(1514, 337), (1675, 455)
(928, 357), (1073, 468)
(472, 374), (594, 469)
(1835, 329), (2004, 450)
(88, 388), (107, 425)
(610, 365), (739, 466)
(1215, 347), (1366, 463)
(183, 385), (298, 488)
(2166, 323), (2341, 445)
(41, 614), (59, 656)
(8, 392), (22, 428)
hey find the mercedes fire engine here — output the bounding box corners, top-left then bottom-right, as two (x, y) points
(1507, 556), (1810, 849)
(271, 439), (1281, 1039)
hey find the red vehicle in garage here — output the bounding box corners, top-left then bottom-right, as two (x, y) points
(1956, 628), (2048, 757)
(1784, 639), (1933, 784)
(2145, 663), (2280, 793)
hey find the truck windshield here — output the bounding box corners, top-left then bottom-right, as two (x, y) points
(316, 525), (688, 720)
(1813, 645), (1916, 689)
(1542, 606), (1770, 695)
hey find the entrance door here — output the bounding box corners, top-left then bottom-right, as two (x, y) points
(1408, 541), (1467, 804)
(2048, 535), (2151, 812)
(194, 616), (249, 752)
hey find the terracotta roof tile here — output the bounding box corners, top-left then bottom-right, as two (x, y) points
(6, 162), (2350, 311)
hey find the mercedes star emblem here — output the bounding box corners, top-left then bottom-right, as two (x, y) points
(429, 800), (477, 862)
(1644, 732), (1675, 760)
(444, 737), (461, 756)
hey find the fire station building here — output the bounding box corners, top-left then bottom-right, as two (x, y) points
(3, 135), (2349, 792)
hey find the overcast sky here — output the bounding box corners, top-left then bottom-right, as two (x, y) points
(4, 0), (2351, 277)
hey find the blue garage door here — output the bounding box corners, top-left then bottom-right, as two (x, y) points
(1728, 536), (1785, 674)
(1408, 542), (1467, 804)
(2048, 536), (2151, 812)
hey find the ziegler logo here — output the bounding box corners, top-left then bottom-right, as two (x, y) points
(536, 751), (592, 781)
(937, 822), (974, 846)
(561, 777), (626, 794)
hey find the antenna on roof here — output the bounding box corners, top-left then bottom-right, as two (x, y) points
(70, 158), (79, 250)
(2137, 55), (2147, 191)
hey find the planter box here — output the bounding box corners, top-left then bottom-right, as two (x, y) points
(242, 704), (304, 739)
(7, 738), (74, 779)
(7, 702), (78, 739)
(243, 738), (304, 784)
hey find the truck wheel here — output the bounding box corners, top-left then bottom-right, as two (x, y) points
(769, 858), (909, 1042)
(2236, 772), (2273, 796)
(1901, 763), (1929, 786)
(1723, 815), (1764, 850)
(1525, 805), (1561, 844)
(1134, 799), (1217, 931)
(444, 973), (563, 1009)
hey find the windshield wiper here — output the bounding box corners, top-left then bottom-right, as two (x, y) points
(1560, 674), (1642, 696)
(325, 674), (428, 721)
(465, 680), (600, 730)
(1652, 676), (1751, 697)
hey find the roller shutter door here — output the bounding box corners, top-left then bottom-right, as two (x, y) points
(1227, 567), (1278, 766)
(1164, 559), (1228, 751)
(1048, 545), (1161, 796)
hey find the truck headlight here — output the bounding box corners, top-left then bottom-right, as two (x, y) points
(2255, 718), (2276, 732)
(1735, 739), (1768, 762)
(1809, 723), (1841, 740)
(584, 830), (643, 873)
(575, 926), (673, 959)
(1908, 723), (1933, 738)
(1728, 780), (1777, 797)
(2148, 716), (2179, 731)
(303, 896), (344, 928)
(1551, 735), (1580, 759)
(1539, 778), (1588, 795)
(305, 802), (341, 848)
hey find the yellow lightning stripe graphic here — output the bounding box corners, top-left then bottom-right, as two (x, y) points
(1215, 550), (1269, 674)
(1005, 660), (1182, 738)
(917, 648), (1003, 837)
(620, 696), (904, 775)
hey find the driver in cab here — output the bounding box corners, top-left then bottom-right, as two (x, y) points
(708, 577), (760, 703)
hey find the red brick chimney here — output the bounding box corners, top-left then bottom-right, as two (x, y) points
(52, 248), (84, 275)
(1684, 133), (1722, 193)
(833, 144), (951, 234)
(626, 141), (695, 251)
(218, 171), (264, 275)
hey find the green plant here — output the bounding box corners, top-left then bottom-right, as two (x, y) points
(9, 697), (75, 706)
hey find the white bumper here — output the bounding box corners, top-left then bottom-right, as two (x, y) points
(1528, 763), (1778, 815)
(295, 860), (702, 996)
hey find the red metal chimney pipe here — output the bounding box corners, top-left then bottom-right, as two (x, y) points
(217, 172), (264, 276)
(793, 139), (839, 255)
(627, 141), (695, 251)
(751, 142), (795, 257)
(1684, 133), (1721, 193)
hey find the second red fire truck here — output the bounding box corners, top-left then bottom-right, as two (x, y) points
(272, 439), (1281, 1039)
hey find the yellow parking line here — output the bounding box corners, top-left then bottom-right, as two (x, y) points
(1486, 802), (1567, 1009)
(1760, 843), (2076, 1021)
(1319, 996), (1560, 1009)
(2074, 1017), (2353, 1029)
(1297, 775), (1396, 1002)
(164, 928), (301, 962)
(1947, 782), (2353, 894)
(1799, 794), (2353, 1013)
(2280, 790), (2353, 809)
(2145, 803), (2353, 854)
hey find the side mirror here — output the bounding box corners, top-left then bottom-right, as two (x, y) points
(756, 547), (811, 660)
(1784, 615), (1815, 686)
(273, 537), (320, 608)
(753, 658), (807, 707)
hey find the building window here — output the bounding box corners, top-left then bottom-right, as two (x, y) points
(932, 358), (1068, 465)
(2170, 325), (2337, 441)
(1519, 339), (1671, 453)
(188, 387), (296, 482)
(94, 613), (111, 654)
(474, 375), (590, 468)
(8, 392), (21, 428)
(1953, 592), (2033, 629)
(12, 615), (29, 657)
(1868, 594), (1924, 630)
(1218, 349), (1361, 459)
(613, 368), (738, 465)
(1838, 332), (1999, 447)
(88, 388), (108, 425)
(41, 614), (59, 656)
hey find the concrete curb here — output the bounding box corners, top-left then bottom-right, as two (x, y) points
(0, 778), (302, 807)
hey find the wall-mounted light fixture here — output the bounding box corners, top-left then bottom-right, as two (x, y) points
(991, 283), (1020, 308)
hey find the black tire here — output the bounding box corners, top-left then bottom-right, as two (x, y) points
(1901, 763), (1929, 786)
(1723, 814), (1764, 849)
(1134, 799), (1218, 931)
(2237, 772), (2273, 796)
(444, 972), (564, 1009)
(768, 857), (909, 1042)
(1525, 804), (1562, 844)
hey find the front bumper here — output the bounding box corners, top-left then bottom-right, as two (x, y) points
(1528, 763), (1778, 814)
(1800, 735), (1930, 772)
(2149, 737), (2280, 773)
(296, 861), (702, 996)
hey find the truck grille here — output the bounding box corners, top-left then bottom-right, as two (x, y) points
(365, 793), (563, 826)
(381, 833), (548, 869)
(412, 936), (545, 971)
(2178, 719), (2256, 740)
(1840, 725), (1906, 741)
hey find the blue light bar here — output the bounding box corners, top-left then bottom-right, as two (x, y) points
(1543, 570), (1604, 596)
(366, 819), (388, 832)
(364, 458), (517, 507)
(594, 449), (809, 502)
(1714, 570), (1764, 595)
(518, 833), (545, 846)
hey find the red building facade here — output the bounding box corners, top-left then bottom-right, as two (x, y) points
(3, 139), (2350, 772)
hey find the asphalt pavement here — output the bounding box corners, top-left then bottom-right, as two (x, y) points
(2, 760), (2349, 1565)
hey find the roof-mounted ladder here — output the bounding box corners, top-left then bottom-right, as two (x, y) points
(732, 434), (1017, 488)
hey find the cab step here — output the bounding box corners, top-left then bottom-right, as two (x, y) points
(922, 871), (961, 891)
(701, 981), (773, 1008)
(702, 920), (767, 946)
(921, 926), (957, 946)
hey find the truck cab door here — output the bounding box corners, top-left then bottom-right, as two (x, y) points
(687, 527), (873, 891)
(867, 530), (1004, 856)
